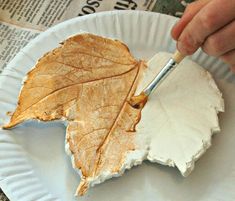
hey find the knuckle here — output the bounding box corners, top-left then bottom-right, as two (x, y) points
(185, 0), (204, 13)
(199, 11), (217, 30)
(185, 3), (195, 12)
(179, 33), (197, 54)
(203, 35), (224, 56)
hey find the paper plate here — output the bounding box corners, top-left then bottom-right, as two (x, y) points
(0, 11), (235, 201)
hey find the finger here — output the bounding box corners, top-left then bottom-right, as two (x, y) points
(171, 0), (211, 40)
(220, 49), (235, 67)
(177, 0), (235, 55)
(202, 20), (235, 57)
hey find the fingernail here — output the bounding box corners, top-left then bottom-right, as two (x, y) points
(177, 41), (186, 55)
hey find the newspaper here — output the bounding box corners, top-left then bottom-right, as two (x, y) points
(0, 0), (157, 73)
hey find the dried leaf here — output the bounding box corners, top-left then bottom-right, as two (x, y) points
(3, 33), (146, 195)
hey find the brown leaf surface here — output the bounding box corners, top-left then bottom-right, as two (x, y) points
(3, 34), (146, 195)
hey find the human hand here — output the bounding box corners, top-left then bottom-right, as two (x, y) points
(171, 0), (235, 71)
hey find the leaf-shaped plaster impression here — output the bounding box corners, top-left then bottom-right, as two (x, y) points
(3, 33), (146, 195)
(3, 34), (224, 196)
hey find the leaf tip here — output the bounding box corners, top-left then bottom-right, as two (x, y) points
(76, 179), (89, 196)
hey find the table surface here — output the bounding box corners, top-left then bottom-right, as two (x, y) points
(0, 0), (193, 200)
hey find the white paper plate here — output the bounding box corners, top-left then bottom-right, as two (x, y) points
(0, 11), (235, 201)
